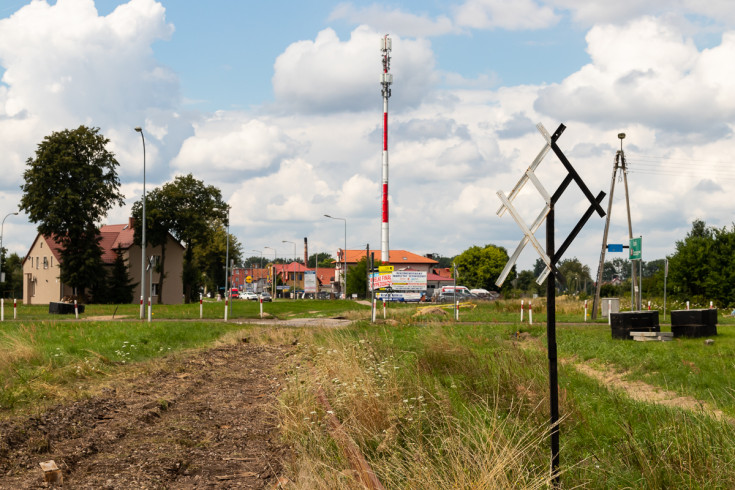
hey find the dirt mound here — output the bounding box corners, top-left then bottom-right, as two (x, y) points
(0, 342), (292, 488)
(414, 307), (448, 317)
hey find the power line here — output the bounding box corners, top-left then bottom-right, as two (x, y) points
(626, 154), (735, 181)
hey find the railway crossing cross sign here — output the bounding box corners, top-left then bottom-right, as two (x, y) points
(495, 122), (607, 485)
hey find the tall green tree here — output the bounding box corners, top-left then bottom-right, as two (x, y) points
(107, 251), (136, 304)
(668, 219), (735, 305)
(132, 174), (229, 302)
(453, 244), (513, 291)
(308, 252), (334, 269)
(345, 257), (385, 299)
(557, 257), (592, 294)
(20, 126), (125, 298)
(191, 220), (242, 297)
(1, 252), (23, 299)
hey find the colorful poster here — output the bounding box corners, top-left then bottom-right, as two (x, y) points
(304, 270), (317, 293)
(369, 270), (427, 292)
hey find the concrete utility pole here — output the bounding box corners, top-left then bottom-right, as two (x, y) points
(592, 133), (638, 318)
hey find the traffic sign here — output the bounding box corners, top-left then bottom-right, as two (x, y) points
(378, 265), (394, 273)
(629, 237), (642, 260)
(246, 276), (252, 283)
(607, 244), (623, 252)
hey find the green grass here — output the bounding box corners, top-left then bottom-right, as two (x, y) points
(559, 322), (735, 416)
(4, 298), (735, 487)
(281, 315), (735, 488)
(3, 298), (369, 321)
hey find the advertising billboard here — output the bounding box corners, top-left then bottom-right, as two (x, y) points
(304, 270), (317, 293)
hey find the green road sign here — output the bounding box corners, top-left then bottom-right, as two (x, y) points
(629, 237), (642, 260)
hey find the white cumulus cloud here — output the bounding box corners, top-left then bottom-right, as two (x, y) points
(453, 0), (560, 30)
(171, 113), (300, 177)
(534, 16), (735, 138)
(272, 26), (437, 113)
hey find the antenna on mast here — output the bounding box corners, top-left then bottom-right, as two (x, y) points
(380, 35), (393, 262)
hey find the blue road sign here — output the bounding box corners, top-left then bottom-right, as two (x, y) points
(607, 244), (624, 252)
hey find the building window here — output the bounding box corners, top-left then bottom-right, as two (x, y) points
(43, 257), (49, 269)
(36, 257), (39, 269)
(152, 283), (159, 297)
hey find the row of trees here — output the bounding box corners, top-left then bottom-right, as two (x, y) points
(441, 220), (735, 307)
(14, 125), (241, 303)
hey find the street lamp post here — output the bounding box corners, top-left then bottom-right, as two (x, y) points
(252, 249), (263, 292)
(251, 249), (263, 270)
(134, 127), (146, 320)
(282, 240), (296, 299)
(324, 214), (347, 299)
(264, 246), (277, 297)
(0, 212), (19, 284)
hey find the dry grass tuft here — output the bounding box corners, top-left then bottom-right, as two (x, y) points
(0, 330), (40, 373)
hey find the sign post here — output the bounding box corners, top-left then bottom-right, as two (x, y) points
(629, 237), (642, 310)
(495, 123), (606, 485)
(663, 258), (669, 319)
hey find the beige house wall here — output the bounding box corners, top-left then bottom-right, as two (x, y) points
(22, 237), (70, 305)
(23, 234), (185, 305)
(126, 236), (185, 305)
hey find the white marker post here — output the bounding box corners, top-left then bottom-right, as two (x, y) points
(224, 296), (228, 321)
(13, 298), (17, 320)
(584, 300), (588, 322)
(383, 299), (386, 319)
(74, 299), (78, 319)
(648, 300), (651, 311)
(455, 299), (459, 321)
(608, 299), (612, 326)
(529, 302), (533, 325)
(1, 298), (4, 322)
(259, 297), (263, 319)
(148, 296), (152, 322)
(686, 301), (690, 310)
(371, 298), (376, 322)
(200, 293), (203, 319)
(521, 299), (525, 322)
(710, 301), (713, 309)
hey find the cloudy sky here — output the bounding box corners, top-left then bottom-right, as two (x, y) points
(2, 0), (734, 277)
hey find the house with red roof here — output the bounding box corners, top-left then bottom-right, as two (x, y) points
(330, 249), (438, 295)
(22, 218), (184, 305)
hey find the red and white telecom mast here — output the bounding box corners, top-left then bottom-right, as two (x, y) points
(380, 34), (393, 262)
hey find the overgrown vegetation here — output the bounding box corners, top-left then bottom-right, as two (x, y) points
(3, 299), (735, 487)
(280, 317), (735, 488)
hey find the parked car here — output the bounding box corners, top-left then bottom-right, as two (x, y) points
(259, 292), (273, 302)
(241, 291), (258, 300)
(471, 288), (501, 300)
(436, 290), (476, 303)
(229, 289), (240, 299)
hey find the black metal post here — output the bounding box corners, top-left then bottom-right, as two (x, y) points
(547, 206), (560, 485)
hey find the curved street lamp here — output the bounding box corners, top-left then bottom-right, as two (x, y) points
(134, 127), (146, 319)
(324, 214), (347, 299)
(0, 212), (19, 283)
(251, 249), (263, 269)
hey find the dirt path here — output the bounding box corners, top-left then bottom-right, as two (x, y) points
(571, 361), (733, 422)
(514, 333), (731, 422)
(0, 341), (292, 488)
